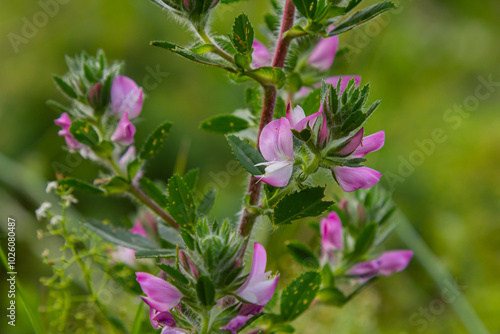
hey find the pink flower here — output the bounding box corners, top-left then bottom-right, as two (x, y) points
(221, 304), (264, 334)
(136, 272), (183, 312)
(257, 118), (294, 187)
(111, 112), (136, 146)
(179, 250), (199, 279)
(54, 113), (82, 149)
(118, 146), (136, 168)
(320, 212), (343, 263)
(350, 131), (385, 158)
(332, 166), (382, 192)
(235, 243), (279, 305)
(112, 220), (147, 266)
(349, 250), (414, 279)
(111, 75), (144, 118)
(285, 104), (323, 132)
(308, 34), (339, 71)
(251, 40), (272, 68)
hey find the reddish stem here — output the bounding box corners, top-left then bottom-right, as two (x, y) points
(238, 0), (296, 238)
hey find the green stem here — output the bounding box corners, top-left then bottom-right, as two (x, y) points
(195, 27), (235, 64)
(395, 210), (489, 334)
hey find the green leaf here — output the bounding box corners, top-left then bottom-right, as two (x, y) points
(158, 263), (189, 284)
(345, 0), (363, 13)
(158, 224), (185, 247)
(234, 53), (252, 69)
(198, 189), (216, 216)
(200, 115), (250, 134)
(101, 176), (130, 195)
(93, 141), (114, 158)
(127, 158), (142, 181)
(139, 177), (168, 208)
(58, 177), (105, 195)
(151, 41), (236, 72)
(180, 229), (195, 250)
(69, 120), (99, 147)
(190, 44), (217, 54)
(351, 222), (378, 259)
(184, 169), (199, 190)
(329, 1), (396, 36)
(226, 135), (265, 175)
(318, 287), (346, 306)
(83, 64), (98, 83)
(196, 276), (216, 306)
(274, 187), (333, 225)
(231, 14), (254, 55)
(84, 220), (155, 250)
(286, 241), (319, 269)
(53, 75), (77, 99)
(301, 88), (322, 116)
(46, 99), (68, 113)
(292, 0), (317, 19)
(167, 174), (197, 230)
(280, 271), (321, 322)
(131, 302), (144, 334)
(248, 67), (287, 88)
(135, 249), (176, 259)
(140, 121), (173, 160)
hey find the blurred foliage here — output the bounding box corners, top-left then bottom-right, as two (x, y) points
(0, 0), (499, 333)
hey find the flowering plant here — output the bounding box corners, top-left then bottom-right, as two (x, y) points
(34, 0), (419, 333)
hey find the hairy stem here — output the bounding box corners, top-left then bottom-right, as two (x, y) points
(129, 185), (179, 229)
(238, 0), (296, 239)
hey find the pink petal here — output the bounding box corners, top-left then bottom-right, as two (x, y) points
(258, 160), (294, 187)
(377, 250), (413, 276)
(111, 112), (136, 146)
(333, 166), (382, 192)
(336, 128), (364, 156)
(252, 40), (272, 68)
(318, 112), (328, 146)
(320, 212), (344, 257)
(348, 260), (380, 278)
(131, 220), (148, 238)
(259, 118), (293, 161)
(309, 35), (339, 71)
(54, 112), (71, 128)
(111, 75), (144, 118)
(351, 131), (385, 158)
(119, 146), (136, 169)
(136, 272), (183, 312)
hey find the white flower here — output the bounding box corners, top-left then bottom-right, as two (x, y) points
(35, 202), (52, 221)
(45, 181), (58, 193)
(50, 215), (63, 226)
(61, 194), (78, 207)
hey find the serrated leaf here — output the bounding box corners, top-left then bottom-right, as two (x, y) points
(200, 115), (250, 134)
(139, 177), (168, 208)
(280, 271), (321, 321)
(167, 174), (197, 230)
(135, 249), (176, 258)
(286, 241), (319, 269)
(158, 224), (185, 247)
(231, 14), (254, 55)
(226, 135), (265, 175)
(84, 219), (155, 250)
(329, 1), (396, 36)
(140, 121), (173, 160)
(180, 229), (195, 250)
(69, 120), (99, 147)
(292, 0), (317, 19)
(184, 169), (199, 190)
(151, 41), (236, 72)
(345, 0), (363, 13)
(58, 177), (104, 195)
(196, 276), (216, 306)
(158, 263), (189, 284)
(248, 67), (287, 88)
(53, 75), (77, 99)
(274, 187), (333, 225)
(101, 176), (130, 194)
(198, 189), (216, 216)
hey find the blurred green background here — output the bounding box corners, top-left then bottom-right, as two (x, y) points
(1, 0), (499, 333)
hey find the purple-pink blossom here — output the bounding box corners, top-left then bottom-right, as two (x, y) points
(111, 111), (136, 146)
(348, 250), (414, 279)
(320, 212), (344, 263)
(308, 34), (339, 71)
(331, 128), (385, 192)
(235, 242), (279, 305)
(251, 40), (272, 68)
(111, 75), (144, 118)
(221, 304), (264, 334)
(285, 104), (323, 132)
(136, 272), (183, 312)
(257, 118), (294, 187)
(54, 113), (82, 149)
(112, 221), (147, 266)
